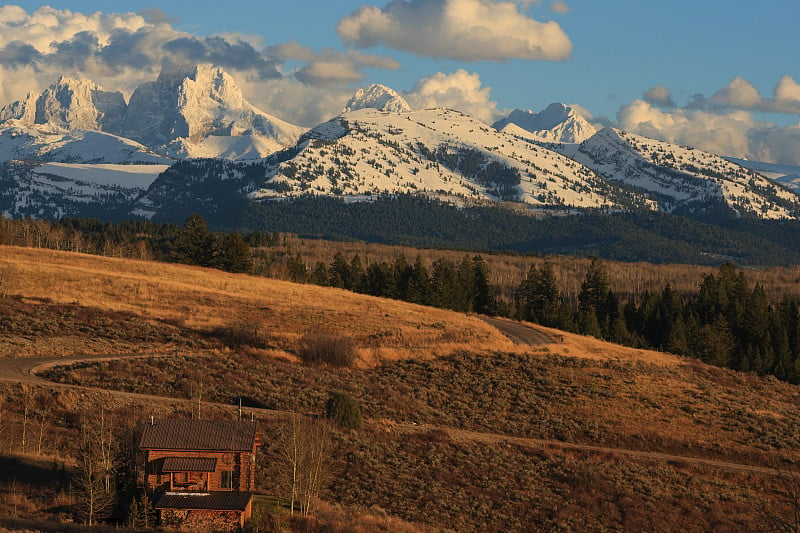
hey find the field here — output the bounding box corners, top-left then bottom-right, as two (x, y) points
(1, 245), (800, 531)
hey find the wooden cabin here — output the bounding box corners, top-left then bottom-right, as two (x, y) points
(140, 419), (260, 530)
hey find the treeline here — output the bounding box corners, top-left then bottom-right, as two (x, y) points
(0, 214), (277, 275)
(284, 252), (492, 314)
(516, 259), (800, 382)
(278, 250), (800, 382)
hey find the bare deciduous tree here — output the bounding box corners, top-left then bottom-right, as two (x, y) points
(277, 415), (331, 517)
(74, 408), (117, 525)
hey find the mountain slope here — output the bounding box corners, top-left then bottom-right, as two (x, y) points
(247, 107), (648, 210)
(727, 157), (800, 194)
(494, 103), (597, 143)
(0, 125), (171, 164)
(555, 127), (800, 219)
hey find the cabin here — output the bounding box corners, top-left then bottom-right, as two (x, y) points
(140, 419), (260, 530)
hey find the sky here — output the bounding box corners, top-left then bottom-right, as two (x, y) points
(1, 1), (799, 164)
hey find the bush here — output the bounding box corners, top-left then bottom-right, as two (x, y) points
(325, 391), (362, 429)
(299, 330), (357, 368)
(214, 316), (266, 349)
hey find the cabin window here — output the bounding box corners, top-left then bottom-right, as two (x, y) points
(220, 470), (234, 490)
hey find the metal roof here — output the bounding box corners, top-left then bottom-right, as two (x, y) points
(140, 419), (258, 452)
(154, 491), (252, 512)
(162, 456), (218, 472)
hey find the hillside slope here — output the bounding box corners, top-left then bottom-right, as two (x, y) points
(0, 246), (512, 359)
(2, 246), (800, 531)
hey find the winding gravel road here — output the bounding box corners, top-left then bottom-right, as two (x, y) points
(479, 316), (555, 345)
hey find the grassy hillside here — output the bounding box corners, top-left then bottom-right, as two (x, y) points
(1, 246), (800, 531)
(0, 246), (511, 360)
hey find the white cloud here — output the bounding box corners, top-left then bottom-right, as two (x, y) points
(642, 84), (675, 107)
(249, 77), (352, 127)
(694, 76), (800, 115)
(618, 99), (800, 165)
(550, 1), (571, 14)
(405, 69), (501, 123)
(775, 76), (800, 104)
(712, 77), (762, 109)
(293, 49), (400, 86)
(0, 6), (402, 126)
(337, 0), (572, 61)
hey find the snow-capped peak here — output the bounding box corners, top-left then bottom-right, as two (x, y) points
(493, 102), (597, 144)
(343, 84), (412, 113)
(0, 75), (126, 134)
(122, 63), (305, 153)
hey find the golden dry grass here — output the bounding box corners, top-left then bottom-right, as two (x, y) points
(0, 245), (697, 369)
(0, 246), (516, 362)
(535, 324), (682, 366)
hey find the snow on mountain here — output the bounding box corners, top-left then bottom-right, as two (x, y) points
(555, 128), (800, 219)
(162, 134), (285, 161)
(0, 159), (163, 220)
(343, 84), (412, 113)
(0, 125), (172, 164)
(122, 64), (305, 157)
(493, 103), (597, 144)
(726, 157), (800, 194)
(248, 107), (649, 210)
(0, 76), (126, 134)
(32, 163), (169, 189)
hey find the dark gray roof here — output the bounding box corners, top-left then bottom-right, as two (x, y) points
(154, 491), (252, 512)
(162, 457), (217, 472)
(140, 419), (257, 452)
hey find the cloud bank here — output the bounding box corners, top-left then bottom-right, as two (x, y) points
(619, 92), (800, 165)
(337, 0), (572, 61)
(0, 6), (401, 126)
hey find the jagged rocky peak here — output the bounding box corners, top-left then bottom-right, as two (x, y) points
(493, 102), (597, 143)
(343, 83), (412, 113)
(123, 63), (303, 150)
(0, 75), (126, 134)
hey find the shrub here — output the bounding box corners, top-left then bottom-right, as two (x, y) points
(214, 316), (267, 349)
(300, 330), (357, 368)
(325, 391), (362, 429)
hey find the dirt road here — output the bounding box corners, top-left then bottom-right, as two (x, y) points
(0, 349), (788, 479)
(393, 423), (786, 477)
(480, 316), (555, 345)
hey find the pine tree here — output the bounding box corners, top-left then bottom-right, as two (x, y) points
(175, 213), (214, 267)
(220, 231), (252, 273)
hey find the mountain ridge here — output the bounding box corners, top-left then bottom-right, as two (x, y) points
(493, 103), (597, 143)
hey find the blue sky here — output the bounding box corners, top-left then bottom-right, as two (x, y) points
(2, 1), (799, 163)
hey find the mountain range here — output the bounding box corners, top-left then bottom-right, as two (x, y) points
(1, 64), (798, 226)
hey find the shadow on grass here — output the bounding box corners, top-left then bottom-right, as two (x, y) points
(0, 454), (67, 488)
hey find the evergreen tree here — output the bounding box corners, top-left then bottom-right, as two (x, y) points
(517, 262), (560, 327)
(579, 258), (610, 320)
(287, 253), (308, 283)
(459, 255), (490, 314)
(365, 261), (394, 298)
(578, 308), (603, 338)
(430, 259), (465, 310)
(175, 213), (214, 267)
(220, 231), (252, 273)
